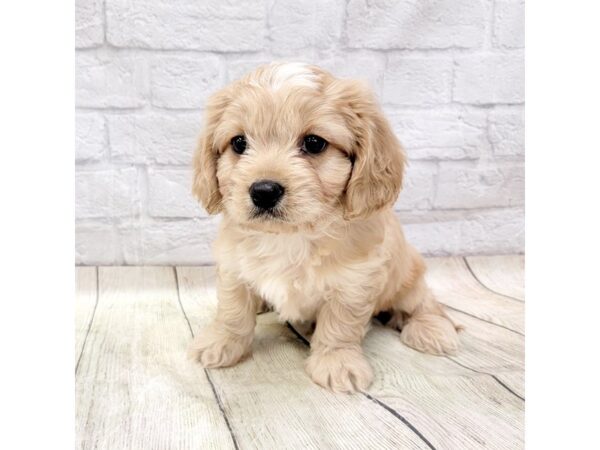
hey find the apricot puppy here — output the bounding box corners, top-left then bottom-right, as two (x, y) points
(189, 62), (460, 393)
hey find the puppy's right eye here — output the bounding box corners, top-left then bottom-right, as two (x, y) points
(231, 135), (247, 154)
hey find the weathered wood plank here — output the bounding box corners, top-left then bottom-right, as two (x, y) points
(422, 257), (525, 379)
(75, 266), (97, 368)
(367, 333), (525, 450)
(425, 257), (524, 334)
(181, 266), (524, 450)
(494, 371), (525, 400)
(466, 255), (525, 301)
(177, 266), (430, 450)
(75, 267), (233, 450)
(294, 320), (524, 449)
(447, 310), (524, 374)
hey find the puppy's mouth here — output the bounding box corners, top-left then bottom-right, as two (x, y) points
(249, 206), (286, 221)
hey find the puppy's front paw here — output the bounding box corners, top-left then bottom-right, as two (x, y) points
(188, 327), (252, 368)
(305, 348), (373, 393)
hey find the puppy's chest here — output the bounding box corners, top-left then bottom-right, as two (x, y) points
(236, 236), (334, 322)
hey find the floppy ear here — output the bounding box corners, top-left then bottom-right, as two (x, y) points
(329, 80), (406, 220)
(192, 88), (231, 214)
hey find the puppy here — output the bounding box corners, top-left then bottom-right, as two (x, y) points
(189, 62), (460, 393)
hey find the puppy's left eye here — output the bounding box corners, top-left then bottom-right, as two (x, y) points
(302, 135), (328, 154)
(231, 135), (247, 154)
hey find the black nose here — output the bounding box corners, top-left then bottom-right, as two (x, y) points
(249, 180), (284, 209)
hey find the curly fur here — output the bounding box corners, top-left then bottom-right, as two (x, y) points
(189, 62), (460, 393)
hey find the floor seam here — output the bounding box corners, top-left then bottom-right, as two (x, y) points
(173, 267), (240, 450)
(491, 375), (525, 402)
(173, 267), (194, 336)
(446, 356), (525, 402)
(443, 304), (524, 336)
(462, 257), (524, 303)
(285, 322), (437, 450)
(360, 391), (436, 450)
(75, 266), (100, 375)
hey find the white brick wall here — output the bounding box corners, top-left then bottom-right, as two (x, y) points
(76, 0), (524, 265)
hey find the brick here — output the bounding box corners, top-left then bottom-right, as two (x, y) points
(453, 53), (524, 104)
(72, 0), (527, 263)
(435, 162), (524, 209)
(226, 57), (274, 83)
(228, 57), (281, 84)
(320, 53), (386, 97)
(493, 1), (525, 49)
(394, 162), (437, 211)
(346, 0), (485, 49)
(387, 109), (488, 160)
(75, 168), (140, 218)
(106, 0), (266, 51)
(75, 223), (120, 265)
(76, 51), (148, 108)
(383, 57), (453, 106)
(76, 0), (104, 48)
(76, 112), (106, 162)
(147, 169), (206, 218)
(403, 207), (524, 255)
(488, 108), (525, 156)
(268, 0), (344, 54)
(151, 55), (224, 109)
(107, 112), (202, 165)
(231, 54), (363, 84)
(120, 218), (220, 265)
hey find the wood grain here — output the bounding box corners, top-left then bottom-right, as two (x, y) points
(466, 255), (525, 301)
(75, 266), (97, 369)
(180, 266), (525, 450)
(448, 310), (524, 371)
(425, 257), (524, 334)
(75, 267), (234, 450)
(494, 371), (525, 400)
(292, 319), (524, 449)
(177, 266), (431, 450)
(423, 258), (525, 393)
(75, 257), (525, 449)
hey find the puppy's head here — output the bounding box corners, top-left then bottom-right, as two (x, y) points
(193, 62), (405, 232)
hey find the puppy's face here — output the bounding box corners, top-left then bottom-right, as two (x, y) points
(212, 64), (354, 232)
(193, 63), (406, 233)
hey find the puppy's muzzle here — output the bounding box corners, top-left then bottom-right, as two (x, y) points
(249, 180), (284, 210)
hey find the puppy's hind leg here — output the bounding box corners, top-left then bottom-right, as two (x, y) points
(390, 276), (461, 356)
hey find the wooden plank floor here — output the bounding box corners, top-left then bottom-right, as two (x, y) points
(75, 255), (525, 450)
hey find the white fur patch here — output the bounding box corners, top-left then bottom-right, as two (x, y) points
(267, 62), (318, 91)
